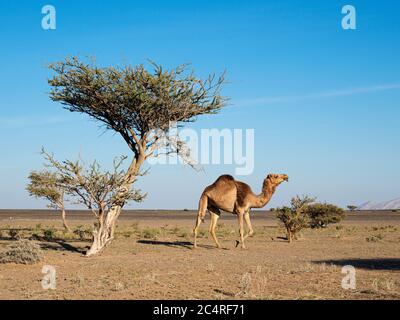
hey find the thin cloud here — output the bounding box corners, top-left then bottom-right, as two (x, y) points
(236, 83), (400, 107)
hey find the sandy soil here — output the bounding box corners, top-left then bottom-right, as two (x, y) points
(0, 210), (399, 300)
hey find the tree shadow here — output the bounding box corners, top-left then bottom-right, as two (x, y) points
(0, 236), (86, 254)
(313, 258), (400, 271)
(39, 240), (86, 254)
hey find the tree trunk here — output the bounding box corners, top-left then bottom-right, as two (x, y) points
(85, 206), (122, 256)
(61, 208), (70, 232)
(85, 153), (144, 257)
(287, 229), (292, 243)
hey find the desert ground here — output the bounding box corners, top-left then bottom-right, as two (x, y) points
(0, 209), (399, 300)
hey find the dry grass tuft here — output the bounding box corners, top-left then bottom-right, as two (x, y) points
(236, 272), (252, 297)
(0, 239), (42, 265)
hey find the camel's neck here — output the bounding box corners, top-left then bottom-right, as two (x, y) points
(254, 179), (276, 208)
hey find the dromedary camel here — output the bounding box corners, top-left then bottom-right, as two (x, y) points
(193, 173), (289, 249)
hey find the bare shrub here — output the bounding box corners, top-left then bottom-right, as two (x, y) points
(0, 239), (42, 265)
(8, 229), (20, 240)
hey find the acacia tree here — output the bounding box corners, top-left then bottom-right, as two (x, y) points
(48, 57), (226, 255)
(347, 205), (358, 212)
(41, 151), (144, 256)
(26, 171), (70, 231)
(275, 195), (315, 243)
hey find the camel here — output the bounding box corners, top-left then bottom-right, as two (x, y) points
(193, 173), (288, 249)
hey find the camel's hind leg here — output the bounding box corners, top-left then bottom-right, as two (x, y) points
(193, 215), (203, 249)
(208, 207), (221, 249)
(193, 194), (208, 249)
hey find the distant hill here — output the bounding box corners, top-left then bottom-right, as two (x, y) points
(358, 197), (400, 210)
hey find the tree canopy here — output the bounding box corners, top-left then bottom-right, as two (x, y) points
(48, 57), (227, 161)
(26, 171), (63, 210)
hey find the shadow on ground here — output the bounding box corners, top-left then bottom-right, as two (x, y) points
(214, 289), (236, 297)
(39, 240), (86, 254)
(0, 235), (87, 254)
(314, 258), (400, 271)
(137, 239), (232, 250)
(137, 240), (195, 249)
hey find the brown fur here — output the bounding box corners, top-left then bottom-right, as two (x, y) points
(193, 173), (288, 249)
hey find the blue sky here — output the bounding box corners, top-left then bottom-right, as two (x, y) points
(0, 0), (399, 209)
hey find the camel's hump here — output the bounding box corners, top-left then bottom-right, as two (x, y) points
(215, 174), (235, 182)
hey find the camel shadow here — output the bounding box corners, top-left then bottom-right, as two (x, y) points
(313, 258), (400, 271)
(137, 240), (194, 249)
(137, 239), (232, 251)
(137, 239), (226, 250)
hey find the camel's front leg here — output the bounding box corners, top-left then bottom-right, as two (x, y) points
(237, 212), (246, 249)
(209, 212), (222, 249)
(243, 210), (254, 241)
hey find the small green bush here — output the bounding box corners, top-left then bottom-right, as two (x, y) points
(177, 230), (190, 239)
(197, 229), (208, 238)
(43, 228), (56, 240)
(305, 203), (345, 229)
(119, 231), (134, 238)
(171, 226), (181, 234)
(141, 228), (159, 239)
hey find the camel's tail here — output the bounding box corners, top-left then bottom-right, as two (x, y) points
(198, 193), (208, 223)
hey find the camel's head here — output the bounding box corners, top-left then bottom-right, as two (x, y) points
(266, 173), (289, 186)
